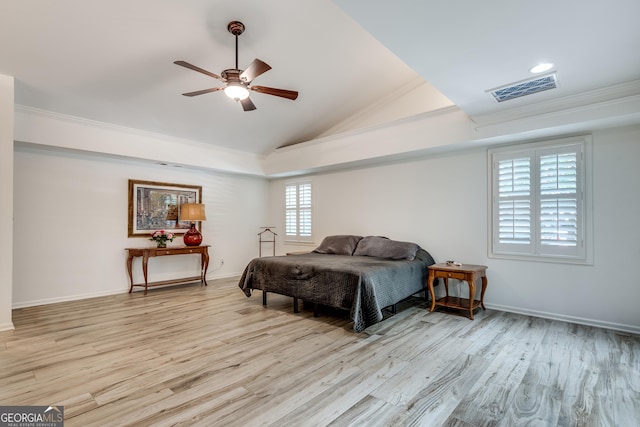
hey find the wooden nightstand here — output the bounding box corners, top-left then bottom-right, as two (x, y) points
(427, 263), (488, 320)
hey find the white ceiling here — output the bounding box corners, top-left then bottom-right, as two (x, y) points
(337, 0), (640, 119)
(2, 0), (639, 157)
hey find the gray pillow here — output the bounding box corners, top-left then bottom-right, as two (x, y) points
(313, 235), (363, 255)
(353, 236), (419, 260)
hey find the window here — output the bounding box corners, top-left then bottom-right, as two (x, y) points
(285, 180), (313, 243)
(489, 136), (591, 263)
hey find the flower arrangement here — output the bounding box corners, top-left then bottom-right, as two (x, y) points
(150, 230), (174, 248)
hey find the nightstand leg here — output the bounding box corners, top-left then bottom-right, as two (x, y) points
(480, 276), (487, 310)
(428, 270), (436, 312)
(467, 276), (476, 320)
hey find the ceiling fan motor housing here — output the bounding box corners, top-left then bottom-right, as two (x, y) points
(227, 21), (245, 36)
(221, 69), (243, 84)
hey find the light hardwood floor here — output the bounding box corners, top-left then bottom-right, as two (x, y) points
(1, 277), (638, 427)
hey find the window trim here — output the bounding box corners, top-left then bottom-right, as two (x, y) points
(284, 179), (314, 244)
(488, 135), (593, 264)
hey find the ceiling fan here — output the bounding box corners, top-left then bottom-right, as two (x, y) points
(174, 21), (298, 111)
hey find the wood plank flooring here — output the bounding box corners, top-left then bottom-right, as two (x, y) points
(1, 277), (638, 426)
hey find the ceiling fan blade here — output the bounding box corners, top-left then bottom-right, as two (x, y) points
(240, 97), (257, 111)
(250, 85), (299, 100)
(174, 60), (223, 81)
(181, 87), (224, 97)
(240, 59), (272, 83)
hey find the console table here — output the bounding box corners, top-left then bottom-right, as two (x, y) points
(427, 263), (487, 320)
(126, 245), (210, 294)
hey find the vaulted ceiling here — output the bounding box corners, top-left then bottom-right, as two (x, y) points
(2, 0), (639, 157)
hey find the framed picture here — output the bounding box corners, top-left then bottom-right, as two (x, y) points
(128, 179), (202, 237)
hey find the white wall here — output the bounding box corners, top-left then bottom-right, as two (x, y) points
(0, 75), (14, 330)
(13, 145), (268, 307)
(269, 125), (640, 334)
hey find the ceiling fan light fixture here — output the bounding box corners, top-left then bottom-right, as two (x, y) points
(224, 83), (250, 101)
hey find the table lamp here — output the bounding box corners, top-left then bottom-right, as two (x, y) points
(180, 203), (206, 246)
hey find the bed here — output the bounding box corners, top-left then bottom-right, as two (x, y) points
(238, 235), (436, 332)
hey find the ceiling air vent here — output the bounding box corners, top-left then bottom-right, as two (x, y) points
(488, 73), (558, 102)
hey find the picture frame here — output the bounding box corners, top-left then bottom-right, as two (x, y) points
(128, 179), (202, 237)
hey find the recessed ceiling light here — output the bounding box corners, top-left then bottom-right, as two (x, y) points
(530, 63), (554, 74)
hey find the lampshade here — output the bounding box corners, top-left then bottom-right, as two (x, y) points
(224, 83), (250, 100)
(180, 203), (207, 222)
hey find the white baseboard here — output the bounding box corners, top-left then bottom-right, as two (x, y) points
(0, 322), (15, 331)
(207, 272), (242, 281)
(486, 303), (640, 335)
(12, 289), (125, 309)
(12, 272), (243, 309)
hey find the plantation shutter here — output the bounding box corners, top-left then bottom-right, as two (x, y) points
(285, 181), (313, 242)
(285, 185), (297, 236)
(538, 146), (581, 257)
(490, 140), (585, 261)
(298, 183), (312, 237)
(494, 151), (534, 254)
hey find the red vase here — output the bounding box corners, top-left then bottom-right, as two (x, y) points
(183, 223), (202, 246)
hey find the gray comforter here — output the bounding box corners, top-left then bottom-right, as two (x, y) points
(238, 248), (435, 332)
